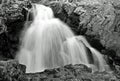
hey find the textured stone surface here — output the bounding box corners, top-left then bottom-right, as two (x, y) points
(0, 60), (26, 81)
(41, 0), (120, 77)
(44, 0), (120, 67)
(19, 64), (118, 81)
(0, 0), (31, 58)
(0, 60), (118, 81)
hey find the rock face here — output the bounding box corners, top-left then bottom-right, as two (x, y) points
(0, 0), (31, 58)
(43, 0), (120, 67)
(0, 60), (119, 81)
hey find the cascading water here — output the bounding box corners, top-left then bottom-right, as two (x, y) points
(16, 4), (109, 73)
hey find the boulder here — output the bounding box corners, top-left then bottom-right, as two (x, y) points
(0, 60), (26, 81)
(19, 64), (118, 81)
(0, 60), (119, 81)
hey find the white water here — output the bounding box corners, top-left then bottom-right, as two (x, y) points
(16, 4), (109, 73)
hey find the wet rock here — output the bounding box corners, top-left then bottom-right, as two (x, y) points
(48, 1), (81, 34)
(47, 1), (68, 22)
(19, 64), (118, 81)
(0, 60), (119, 81)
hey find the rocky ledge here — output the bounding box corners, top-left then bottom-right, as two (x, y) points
(0, 60), (119, 81)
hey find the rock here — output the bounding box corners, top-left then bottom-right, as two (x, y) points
(0, 60), (26, 81)
(37, 0), (120, 77)
(0, 0), (31, 22)
(47, 1), (68, 22)
(0, 60), (119, 81)
(0, 0), (32, 58)
(74, 0), (120, 66)
(0, 17), (7, 34)
(44, 0), (120, 68)
(19, 64), (118, 81)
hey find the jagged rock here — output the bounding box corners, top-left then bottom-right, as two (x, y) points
(74, 0), (120, 66)
(0, 0), (31, 21)
(18, 64), (118, 81)
(38, 0), (120, 76)
(0, 0), (32, 58)
(19, 64), (118, 81)
(45, 0), (120, 69)
(0, 60), (119, 81)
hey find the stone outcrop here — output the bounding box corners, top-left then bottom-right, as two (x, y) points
(44, 0), (120, 67)
(0, 0), (31, 58)
(0, 60), (119, 81)
(0, 60), (26, 81)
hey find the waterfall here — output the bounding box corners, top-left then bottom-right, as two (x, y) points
(16, 4), (109, 73)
